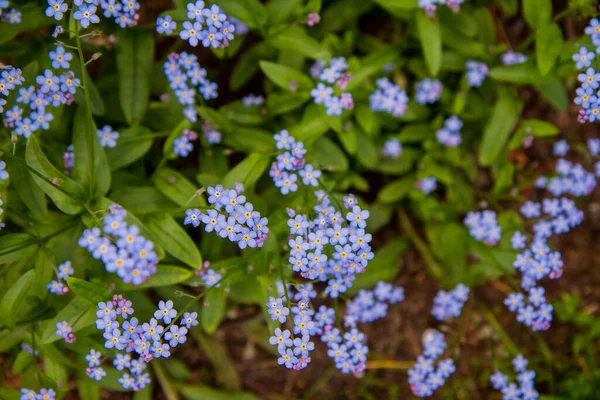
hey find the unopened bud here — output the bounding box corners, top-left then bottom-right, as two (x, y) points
(11, 132), (18, 143)
(51, 177), (63, 185)
(91, 52), (102, 61)
(195, 187), (206, 196)
(167, 175), (177, 184)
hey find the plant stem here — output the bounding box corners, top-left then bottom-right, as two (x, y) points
(397, 210), (444, 280)
(152, 360), (180, 400)
(75, 21), (96, 197)
(364, 360), (414, 370)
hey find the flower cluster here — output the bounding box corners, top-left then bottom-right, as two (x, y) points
(503, 143), (597, 332)
(202, 120), (221, 144)
(369, 77), (409, 117)
(572, 19), (600, 123)
(382, 138), (402, 159)
(56, 320), (75, 343)
(78, 204), (158, 285)
(90, 294), (197, 391)
(408, 331), (456, 397)
(418, 0), (463, 16)
(47, 261), (73, 295)
(464, 210), (502, 245)
(0, 1), (20, 24)
(97, 125), (119, 148)
(4, 46), (81, 141)
(415, 78), (442, 105)
(242, 94), (264, 107)
(309, 58), (354, 115)
(490, 354), (538, 400)
(164, 52), (217, 123)
(46, 0), (140, 28)
(0, 65), (24, 114)
(270, 131), (322, 195)
(431, 284), (469, 321)
(20, 388), (55, 400)
(465, 60), (489, 87)
(157, 2), (235, 48)
(173, 129), (198, 158)
(194, 260), (222, 287)
(436, 116), (463, 147)
(501, 50), (527, 65)
(416, 177), (437, 194)
(345, 282), (405, 326)
(184, 184), (269, 249)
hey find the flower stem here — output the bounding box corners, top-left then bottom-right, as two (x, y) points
(397, 210), (444, 280)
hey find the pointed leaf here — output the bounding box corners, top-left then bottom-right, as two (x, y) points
(0, 270), (34, 329)
(143, 213), (202, 268)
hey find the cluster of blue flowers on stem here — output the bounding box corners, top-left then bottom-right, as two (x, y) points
(431, 284), (469, 321)
(490, 354), (538, 400)
(504, 144), (596, 331)
(242, 94), (264, 107)
(157, 1), (235, 48)
(369, 77), (408, 117)
(88, 294), (198, 390)
(436, 115), (463, 147)
(408, 331), (456, 397)
(0, 160), (8, 230)
(20, 388), (55, 400)
(464, 210), (502, 245)
(45, 0), (140, 28)
(78, 204), (158, 285)
(47, 261), (73, 295)
(0, 65), (24, 114)
(164, 52), (217, 123)
(0, 1), (20, 23)
(573, 18), (600, 123)
(309, 58), (354, 116)
(3, 45), (82, 140)
(184, 184), (269, 249)
(415, 78), (442, 105)
(465, 60), (489, 87)
(270, 131), (322, 195)
(173, 129), (198, 158)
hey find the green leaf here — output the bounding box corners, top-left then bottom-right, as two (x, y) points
(179, 385), (259, 400)
(259, 61), (313, 91)
(223, 153), (270, 191)
(378, 175), (415, 204)
(223, 127), (276, 153)
(106, 126), (153, 170)
(309, 137), (348, 172)
(34, 248), (54, 300)
(72, 105), (111, 197)
(65, 277), (111, 304)
(346, 47), (399, 90)
(270, 26), (331, 61)
(40, 296), (96, 344)
(479, 87), (524, 166)
(5, 151), (47, 219)
(266, 92), (311, 115)
(116, 29), (155, 126)
(71, 57), (105, 116)
(520, 120), (559, 137)
(0, 4), (49, 45)
(523, 0), (551, 28)
(153, 167), (206, 208)
(535, 75), (568, 112)
(143, 213), (202, 268)
(416, 12), (442, 76)
(354, 104), (380, 137)
(215, 0), (268, 30)
(428, 223), (468, 285)
(0, 234), (38, 264)
(349, 238), (408, 294)
(122, 265), (193, 289)
(202, 286), (227, 334)
(111, 187), (177, 215)
(489, 62), (544, 84)
(0, 270), (34, 329)
(194, 332), (241, 389)
(26, 135), (85, 215)
(77, 379), (100, 400)
(536, 22), (563, 76)
(230, 43), (270, 90)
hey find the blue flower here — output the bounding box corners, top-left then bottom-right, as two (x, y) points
(203, 4), (227, 28)
(180, 21), (202, 47)
(55, 321), (71, 338)
(182, 311), (198, 328)
(151, 341), (171, 358)
(36, 69), (59, 93)
(156, 15), (176, 34)
(101, 0), (122, 18)
(465, 60), (489, 87)
(573, 47), (595, 69)
(164, 325), (188, 347)
(97, 125), (119, 148)
(49, 46), (72, 69)
(154, 300), (177, 324)
(186, 0), (205, 22)
(73, 4), (100, 29)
